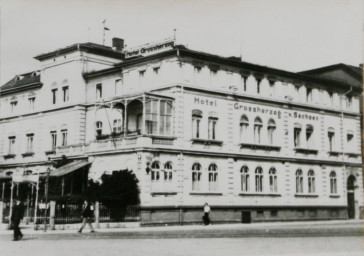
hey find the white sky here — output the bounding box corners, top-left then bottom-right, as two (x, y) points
(0, 0), (363, 84)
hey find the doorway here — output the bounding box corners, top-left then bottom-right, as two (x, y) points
(242, 211), (251, 223)
(347, 175), (356, 219)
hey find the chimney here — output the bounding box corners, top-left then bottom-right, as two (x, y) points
(112, 38), (124, 51)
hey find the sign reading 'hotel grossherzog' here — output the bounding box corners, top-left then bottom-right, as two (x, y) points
(124, 38), (175, 58)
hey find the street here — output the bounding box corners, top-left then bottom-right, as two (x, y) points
(0, 221), (363, 255)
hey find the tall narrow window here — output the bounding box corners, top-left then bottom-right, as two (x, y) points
(192, 110), (202, 139)
(256, 78), (262, 94)
(269, 80), (275, 96)
(242, 76), (248, 92)
(28, 97), (35, 110)
(296, 169), (303, 193)
(295, 86), (300, 100)
(50, 131), (57, 150)
(328, 92), (333, 106)
(115, 79), (122, 94)
(52, 89), (58, 104)
(308, 170), (315, 193)
(10, 101), (17, 113)
(269, 168), (277, 193)
(208, 112), (218, 140)
(151, 161), (160, 182)
(8, 136), (16, 154)
(346, 96), (352, 110)
(240, 166), (249, 192)
(145, 99), (158, 135)
(96, 84), (102, 99)
(208, 163), (218, 192)
(159, 101), (172, 135)
(61, 129), (68, 147)
(194, 66), (202, 83)
(347, 131), (354, 152)
(139, 70), (146, 86)
(330, 171), (337, 194)
(306, 88), (312, 102)
(96, 121), (103, 136)
(192, 163), (202, 191)
(294, 123), (301, 147)
(267, 119), (276, 145)
(26, 134), (34, 152)
(328, 128), (335, 151)
(240, 115), (249, 142)
(113, 119), (122, 133)
(255, 167), (263, 192)
(62, 86), (69, 102)
(254, 117), (262, 143)
(164, 162), (173, 181)
(306, 125), (314, 148)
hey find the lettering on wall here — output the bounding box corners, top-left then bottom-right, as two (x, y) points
(234, 103), (282, 119)
(194, 97), (217, 107)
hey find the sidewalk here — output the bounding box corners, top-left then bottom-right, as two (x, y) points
(0, 219), (363, 235)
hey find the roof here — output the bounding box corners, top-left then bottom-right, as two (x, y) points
(34, 42), (125, 61)
(50, 160), (90, 177)
(0, 71), (42, 94)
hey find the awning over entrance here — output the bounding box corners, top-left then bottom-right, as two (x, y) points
(50, 160), (90, 177)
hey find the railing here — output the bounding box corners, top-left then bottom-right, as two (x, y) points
(55, 204), (82, 224)
(99, 204), (140, 223)
(56, 144), (88, 155)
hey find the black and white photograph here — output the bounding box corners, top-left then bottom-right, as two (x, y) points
(0, 0), (363, 255)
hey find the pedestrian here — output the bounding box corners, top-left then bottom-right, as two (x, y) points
(11, 199), (24, 241)
(203, 203), (211, 225)
(78, 200), (95, 233)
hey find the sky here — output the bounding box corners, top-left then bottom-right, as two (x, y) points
(0, 0), (363, 84)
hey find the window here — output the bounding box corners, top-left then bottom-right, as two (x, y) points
(296, 169), (303, 193)
(52, 89), (58, 104)
(62, 86), (69, 102)
(10, 101), (17, 113)
(96, 84), (102, 99)
(96, 121), (103, 136)
(164, 162), (173, 181)
(330, 171), (337, 194)
(346, 96), (352, 109)
(240, 166), (249, 192)
(50, 131), (57, 149)
(346, 131), (354, 151)
(145, 99), (158, 135)
(328, 92), (333, 106)
(242, 76), (248, 92)
(307, 170), (315, 193)
(294, 123), (301, 147)
(153, 67), (160, 75)
(208, 163), (218, 191)
(26, 134), (34, 152)
(255, 167), (263, 192)
(192, 163), (202, 191)
(328, 128), (335, 151)
(269, 168), (277, 193)
(139, 70), (146, 86)
(306, 125), (314, 148)
(115, 79), (122, 94)
(28, 97), (35, 110)
(113, 119), (122, 133)
(151, 161), (160, 181)
(61, 129), (68, 147)
(295, 86), (300, 99)
(256, 78), (262, 94)
(269, 80), (275, 96)
(192, 110), (202, 139)
(159, 101), (172, 135)
(208, 112), (218, 140)
(240, 115), (249, 143)
(267, 119), (276, 145)
(254, 117), (262, 143)
(8, 136), (16, 154)
(210, 69), (218, 87)
(306, 88), (312, 102)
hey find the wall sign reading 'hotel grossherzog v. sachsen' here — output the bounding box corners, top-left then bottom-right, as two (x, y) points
(124, 39), (175, 58)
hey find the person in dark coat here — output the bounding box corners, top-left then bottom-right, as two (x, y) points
(11, 199), (24, 241)
(203, 203), (211, 225)
(78, 200), (95, 233)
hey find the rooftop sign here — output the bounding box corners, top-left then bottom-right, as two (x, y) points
(124, 37), (175, 58)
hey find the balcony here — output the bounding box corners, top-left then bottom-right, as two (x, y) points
(56, 144), (88, 156)
(239, 143), (280, 151)
(3, 154), (16, 159)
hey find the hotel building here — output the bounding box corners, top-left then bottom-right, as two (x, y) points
(0, 38), (362, 224)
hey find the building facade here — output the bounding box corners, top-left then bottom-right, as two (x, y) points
(0, 38), (363, 224)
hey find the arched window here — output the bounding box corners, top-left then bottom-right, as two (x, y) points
(267, 119), (276, 145)
(192, 110), (202, 139)
(306, 125), (314, 148)
(255, 167), (263, 192)
(208, 163), (218, 191)
(208, 112), (218, 140)
(151, 161), (160, 181)
(240, 166), (249, 192)
(328, 127), (335, 151)
(240, 115), (249, 143)
(269, 168), (277, 193)
(192, 163), (202, 191)
(164, 162), (173, 181)
(294, 123), (302, 147)
(330, 171), (337, 194)
(296, 169), (303, 193)
(308, 170), (315, 193)
(254, 117), (263, 144)
(96, 121), (103, 136)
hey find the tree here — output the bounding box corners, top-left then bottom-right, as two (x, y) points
(98, 170), (140, 220)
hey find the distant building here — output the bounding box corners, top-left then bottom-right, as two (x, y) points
(0, 37), (362, 224)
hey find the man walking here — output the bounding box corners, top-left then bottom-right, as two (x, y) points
(11, 199), (24, 241)
(78, 200), (95, 233)
(203, 203), (211, 225)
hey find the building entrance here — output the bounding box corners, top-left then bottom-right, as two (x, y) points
(347, 175), (356, 219)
